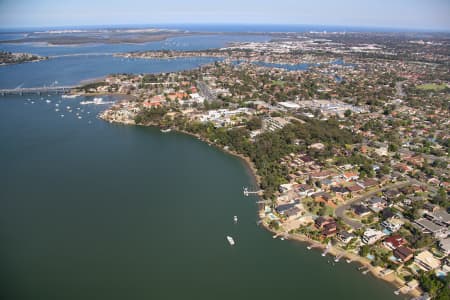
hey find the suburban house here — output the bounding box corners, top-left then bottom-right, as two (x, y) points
(322, 222), (338, 237)
(381, 218), (404, 233)
(331, 186), (350, 196)
(279, 183), (293, 193)
(297, 184), (315, 196)
(337, 231), (356, 244)
(359, 178), (379, 189)
(346, 183), (364, 194)
(427, 209), (450, 227)
(414, 250), (441, 271)
(423, 203), (439, 214)
(367, 196), (387, 213)
(314, 217), (337, 237)
(352, 204), (371, 217)
(383, 235), (407, 250)
(393, 246), (414, 263)
(439, 237), (450, 255)
(275, 200), (301, 218)
(415, 218), (448, 239)
(315, 217), (335, 229)
(342, 171), (359, 182)
(384, 189), (401, 200)
(362, 229), (385, 245)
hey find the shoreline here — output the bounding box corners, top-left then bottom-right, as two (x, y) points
(99, 106), (421, 298)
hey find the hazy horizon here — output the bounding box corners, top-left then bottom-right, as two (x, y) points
(1, 0), (449, 31)
(0, 23), (449, 33)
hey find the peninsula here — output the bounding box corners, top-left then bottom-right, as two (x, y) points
(75, 31), (449, 299)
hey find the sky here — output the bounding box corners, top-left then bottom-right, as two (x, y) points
(0, 0), (449, 31)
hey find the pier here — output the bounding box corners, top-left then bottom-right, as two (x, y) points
(321, 241), (332, 257)
(0, 86), (74, 96)
(334, 253), (344, 262)
(243, 187), (264, 196)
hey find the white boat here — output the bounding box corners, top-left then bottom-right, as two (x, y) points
(160, 128), (172, 133)
(45, 99), (51, 103)
(226, 236), (235, 246)
(80, 97), (113, 105)
(61, 94), (79, 99)
(233, 215), (238, 223)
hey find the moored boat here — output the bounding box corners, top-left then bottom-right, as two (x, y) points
(226, 236), (235, 246)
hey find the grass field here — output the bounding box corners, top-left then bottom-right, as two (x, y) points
(416, 83), (448, 91)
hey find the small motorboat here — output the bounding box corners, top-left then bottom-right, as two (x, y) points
(226, 236), (235, 246)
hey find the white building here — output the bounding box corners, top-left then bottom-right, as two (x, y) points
(362, 229), (385, 245)
(381, 218), (404, 233)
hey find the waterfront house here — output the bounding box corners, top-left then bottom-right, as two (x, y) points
(414, 250), (441, 271)
(322, 222), (338, 237)
(362, 229), (385, 245)
(337, 231), (356, 244)
(275, 201), (300, 216)
(393, 246), (414, 263)
(283, 207), (301, 218)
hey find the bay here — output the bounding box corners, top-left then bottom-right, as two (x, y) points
(0, 33), (401, 300)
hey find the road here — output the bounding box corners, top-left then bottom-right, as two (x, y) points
(196, 80), (216, 101)
(395, 81), (406, 98)
(334, 180), (411, 230)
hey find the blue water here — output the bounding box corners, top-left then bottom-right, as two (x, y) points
(0, 34), (270, 56)
(0, 34), (273, 88)
(0, 34), (275, 88)
(0, 29), (400, 300)
(0, 55), (220, 88)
